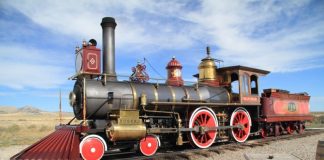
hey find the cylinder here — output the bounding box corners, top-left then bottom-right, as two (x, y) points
(107, 121), (146, 141)
(101, 17), (117, 81)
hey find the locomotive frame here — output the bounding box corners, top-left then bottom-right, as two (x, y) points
(64, 17), (312, 159)
(65, 17), (312, 159)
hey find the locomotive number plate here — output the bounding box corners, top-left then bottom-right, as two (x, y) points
(288, 102), (297, 112)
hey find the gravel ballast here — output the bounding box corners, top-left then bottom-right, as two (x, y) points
(195, 132), (324, 160)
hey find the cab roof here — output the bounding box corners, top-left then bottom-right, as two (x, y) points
(217, 65), (270, 75)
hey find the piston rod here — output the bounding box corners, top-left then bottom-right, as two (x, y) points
(150, 101), (260, 106)
(147, 125), (243, 134)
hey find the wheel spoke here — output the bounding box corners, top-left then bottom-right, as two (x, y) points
(200, 115), (205, 125)
(196, 118), (203, 125)
(204, 114), (208, 125)
(206, 115), (210, 125)
(202, 134), (206, 142)
(235, 116), (239, 123)
(242, 129), (246, 136)
(194, 121), (199, 126)
(241, 113), (245, 121)
(206, 132), (212, 140)
(206, 116), (211, 125)
(199, 134), (204, 142)
(205, 134), (209, 142)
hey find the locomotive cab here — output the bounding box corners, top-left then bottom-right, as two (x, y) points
(217, 65), (270, 104)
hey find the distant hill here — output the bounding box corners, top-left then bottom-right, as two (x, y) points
(18, 106), (42, 114)
(0, 105), (43, 114)
(0, 106), (73, 115)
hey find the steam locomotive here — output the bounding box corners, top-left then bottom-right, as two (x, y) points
(69, 17), (313, 160)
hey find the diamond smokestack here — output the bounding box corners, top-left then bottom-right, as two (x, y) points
(101, 17), (117, 81)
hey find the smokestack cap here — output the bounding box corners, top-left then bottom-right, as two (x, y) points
(101, 17), (117, 28)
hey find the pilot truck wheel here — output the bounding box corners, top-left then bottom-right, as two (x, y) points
(80, 135), (107, 160)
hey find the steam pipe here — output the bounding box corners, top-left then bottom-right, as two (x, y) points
(101, 17), (117, 81)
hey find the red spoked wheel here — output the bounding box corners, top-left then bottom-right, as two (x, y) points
(189, 107), (218, 148)
(274, 124), (281, 137)
(260, 127), (267, 138)
(286, 125), (293, 134)
(230, 107), (251, 142)
(296, 123), (305, 134)
(80, 135), (107, 160)
(139, 135), (160, 156)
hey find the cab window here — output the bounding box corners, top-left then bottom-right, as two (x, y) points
(230, 73), (239, 94)
(251, 75), (258, 95)
(241, 73), (249, 96)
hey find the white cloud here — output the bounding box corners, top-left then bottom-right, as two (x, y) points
(5, 0), (193, 53)
(4, 0), (324, 73)
(0, 44), (72, 89)
(182, 0), (324, 72)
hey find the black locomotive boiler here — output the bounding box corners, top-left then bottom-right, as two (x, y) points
(67, 17), (313, 160)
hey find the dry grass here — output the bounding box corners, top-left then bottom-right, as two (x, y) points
(309, 112), (324, 128)
(0, 112), (74, 147)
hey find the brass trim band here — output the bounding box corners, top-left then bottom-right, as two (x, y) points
(196, 88), (203, 101)
(129, 83), (138, 109)
(182, 87), (189, 99)
(152, 85), (159, 110)
(168, 86), (176, 102)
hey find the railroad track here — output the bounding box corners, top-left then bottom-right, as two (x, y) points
(103, 129), (324, 160)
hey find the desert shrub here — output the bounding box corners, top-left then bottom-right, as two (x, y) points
(7, 124), (20, 132)
(27, 124), (37, 129)
(313, 115), (324, 124)
(0, 126), (6, 132)
(38, 125), (50, 132)
(319, 115), (324, 124)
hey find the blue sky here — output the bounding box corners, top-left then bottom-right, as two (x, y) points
(0, 0), (323, 112)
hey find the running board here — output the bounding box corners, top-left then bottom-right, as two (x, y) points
(11, 125), (85, 160)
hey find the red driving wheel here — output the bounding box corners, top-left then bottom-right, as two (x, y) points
(297, 123), (305, 134)
(189, 107), (218, 148)
(274, 124), (281, 137)
(260, 127), (267, 138)
(139, 135), (159, 156)
(286, 125), (293, 134)
(230, 107), (251, 142)
(80, 135), (107, 160)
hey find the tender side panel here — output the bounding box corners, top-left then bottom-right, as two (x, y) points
(260, 89), (313, 122)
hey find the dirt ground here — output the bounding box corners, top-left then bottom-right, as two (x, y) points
(0, 145), (29, 160)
